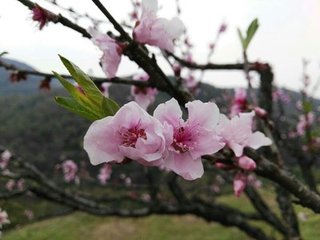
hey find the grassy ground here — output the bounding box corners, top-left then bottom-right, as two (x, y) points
(3, 212), (248, 240)
(3, 188), (320, 239)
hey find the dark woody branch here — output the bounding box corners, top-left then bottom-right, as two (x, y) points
(0, 58), (149, 88)
(244, 148), (320, 213)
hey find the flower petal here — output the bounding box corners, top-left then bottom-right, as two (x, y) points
(247, 131), (272, 149)
(154, 98), (182, 127)
(186, 100), (220, 129)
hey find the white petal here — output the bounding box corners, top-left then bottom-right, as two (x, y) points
(247, 131), (272, 149)
(166, 17), (185, 39)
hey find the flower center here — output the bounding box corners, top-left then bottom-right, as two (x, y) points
(120, 127), (147, 147)
(172, 126), (194, 153)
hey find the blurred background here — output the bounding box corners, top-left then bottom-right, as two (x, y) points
(1, 0), (320, 239)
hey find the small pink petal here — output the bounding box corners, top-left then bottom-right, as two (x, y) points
(233, 172), (247, 197)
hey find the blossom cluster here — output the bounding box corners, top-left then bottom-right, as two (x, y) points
(88, 0), (185, 79)
(0, 209), (10, 237)
(0, 150), (12, 170)
(84, 98), (271, 194)
(60, 160), (79, 183)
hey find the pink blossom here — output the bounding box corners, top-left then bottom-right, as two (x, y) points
(236, 156), (256, 171)
(210, 184), (221, 193)
(17, 179), (25, 191)
(233, 172), (248, 197)
(0, 150), (12, 170)
(24, 209), (34, 220)
(230, 88), (247, 117)
(183, 74), (199, 93)
(98, 164), (112, 185)
(131, 73), (158, 110)
(84, 101), (170, 167)
(5, 180), (15, 192)
(296, 112), (314, 136)
(154, 98), (224, 180)
(88, 28), (123, 78)
(133, 0), (185, 52)
(141, 193), (151, 202)
(100, 82), (111, 98)
(32, 4), (57, 30)
(217, 111), (272, 157)
(272, 89), (290, 103)
(125, 177), (132, 186)
(0, 209), (10, 225)
(62, 160), (78, 183)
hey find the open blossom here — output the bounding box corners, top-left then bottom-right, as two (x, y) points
(133, 0), (185, 52)
(233, 172), (248, 197)
(131, 73), (157, 110)
(17, 179), (25, 191)
(5, 180), (15, 192)
(154, 98), (224, 180)
(32, 4), (57, 30)
(24, 209), (34, 220)
(217, 111), (272, 157)
(84, 101), (170, 167)
(0, 209), (10, 225)
(230, 88), (247, 117)
(0, 150), (12, 170)
(88, 28), (123, 78)
(62, 160), (78, 183)
(98, 164), (112, 185)
(296, 112), (314, 136)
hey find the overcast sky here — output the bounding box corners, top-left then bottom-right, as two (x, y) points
(1, 0), (320, 95)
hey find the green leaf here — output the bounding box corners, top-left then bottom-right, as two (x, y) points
(237, 29), (246, 49)
(54, 56), (120, 120)
(55, 96), (100, 121)
(238, 18), (259, 50)
(245, 18), (259, 50)
(101, 97), (120, 116)
(53, 71), (90, 106)
(59, 55), (104, 105)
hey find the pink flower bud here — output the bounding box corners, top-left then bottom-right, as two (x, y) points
(236, 156), (256, 171)
(233, 172), (247, 197)
(254, 107), (267, 118)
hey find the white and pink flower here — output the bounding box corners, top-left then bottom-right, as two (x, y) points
(217, 111), (272, 157)
(5, 180), (15, 192)
(88, 28), (123, 78)
(0, 150), (12, 170)
(154, 98), (224, 180)
(131, 73), (157, 110)
(230, 88), (247, 117)
(84, 101), (170, 167)
(296, 112), (314, 136)
(0, 209), (10, 226)
(98, 164), (112, 185)
(233, 172), (248, 197)
(133, 0), (185, 52)
(62, 160), (78, 183)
